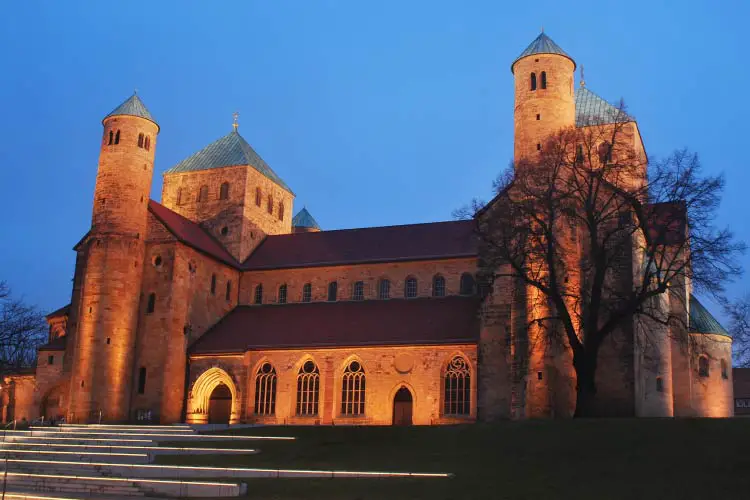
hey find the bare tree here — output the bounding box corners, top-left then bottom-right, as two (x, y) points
(0, 282), (47, 371)
(459, 106), (745, 416)
(726, 294), (750, 367)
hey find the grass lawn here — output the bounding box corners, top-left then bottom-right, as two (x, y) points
(156, 419), (750, 500)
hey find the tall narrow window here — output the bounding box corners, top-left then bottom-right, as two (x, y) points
(378, 279), (390, 300)
(541, 71), (547, 89)
(114, 130), (120, 144)
(530, 72), (537, 91)
(341, 361), (365, 416)
(198, 185), (208, 202)
(405, 276), (417, 298)
(302, 283), (312, 303)
(698, 355), (709, 377)
(137, 367), (147, 394)
(267, 195), (273, 215)
(138, 133), (144, 148)
(108, 130), (114, 145)
(225, 280), (232, 301)
(146, 293), (156, 314)
(656, 377), (664, 392)
(599, 142), (613, 164)
(210, 274), (216, 295)
(144, 136), (150, 151)
(278, 202), (284, 221)
(433, 275), (446, 297)
(296, 361), (320, 416)
(255, 187), (262, 207)
(254, 284), (263, 305)
(278, 284), (287, 304)
(176, 188), (183, 206)
(219, 182), (229, 200)
(353, 281), (365, 301)
(254, 363), (277, 415)
(721, 359), (729, 380)
(459, 273), (476, 295)
(576, 144), (584, 164)
(328, 282), (338, 302)
(443, 356), (471, 416)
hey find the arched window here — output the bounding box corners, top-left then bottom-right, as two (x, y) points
(541, 71), (547, 89)
(328, 282), (338, 302)
(378, 279), (390, 299)
(405, 276), (417, 298)
(138, 367), (147, 394)
(267, 195), (274, 215)
(599, 142), (613, 164)
(254, 362), (277, 415)
(296, 360), (320, 416)
(176, 188), (183, 206)
(341, 360), (365, 416)
(114, 130), (120, 144)
(219, 182), (229, 200)
(108, 130), (114, 145)
(698, 355), (709, 377)
(144, 136), (150, 151)
(198, 185), (208, 202)
(146, 293), (156, 314)
(576, 144), (584, 164)
(225, 280), (232, 301)
(138, 133), (144, 148)
(459, 273), (476, 295)
(255, 187), (262, 207)
(254, 284), (263, 305)
(530, 72), (537, 91)
(210, 274), (216, 295)
(433, 275), (446, 297)
(353, 281), (365, 301)
(656, 377), (664, 392)
(278, 202), (284, 221)
(721, 359), (729, 380)
(278, 284), (287, 304)
(444, 356), (471, 416)
(302, 283), (312, 303)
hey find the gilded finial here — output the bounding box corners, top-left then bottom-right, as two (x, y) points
(232, 111), (239, 131)
(580, 65), (585, 87)
(134, 88), (138, 95)
(541, 26), (544, 33)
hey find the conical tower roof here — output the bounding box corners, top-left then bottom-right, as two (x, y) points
(292, 207), (320, 230)
(511, 32), (575, 73)
(166, 129), (293, 194)
(689, 295), (730, 337)
(103, 93), (158, 129)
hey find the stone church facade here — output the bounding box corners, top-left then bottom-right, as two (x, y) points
(0, 33), (733, 425)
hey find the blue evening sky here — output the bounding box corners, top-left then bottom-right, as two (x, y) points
(0, 0), (747, 317)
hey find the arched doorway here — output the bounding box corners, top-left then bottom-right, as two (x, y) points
(208, 384), (232, 424)
(41, 385), (66, 422)
(392, 387), (413, 426)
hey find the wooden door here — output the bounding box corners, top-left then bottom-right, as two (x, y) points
(392, 387), (413, 426)
(208, 384), (232, 424)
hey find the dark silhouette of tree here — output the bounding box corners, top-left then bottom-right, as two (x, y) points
(726, 294), (750, 367)
(0, 282), (47, 371)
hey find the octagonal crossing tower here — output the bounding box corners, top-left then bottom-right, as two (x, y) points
(67, 94), (159, 423)
(512, 32), (576, 166)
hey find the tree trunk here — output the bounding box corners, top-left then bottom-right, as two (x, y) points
(573, 352), (598, 417)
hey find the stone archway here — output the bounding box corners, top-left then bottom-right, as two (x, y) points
(186, 367), (240, 424)
(40, 384), (66, 422)
(392, 386), (413, 426)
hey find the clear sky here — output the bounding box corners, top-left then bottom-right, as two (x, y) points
(0, 0), (747, 318)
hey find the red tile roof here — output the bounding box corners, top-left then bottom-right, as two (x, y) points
(242, 220), (477, 270)
(148, 201), (239, 266)
(189, 296), (480, 354)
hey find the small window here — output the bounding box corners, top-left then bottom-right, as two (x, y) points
(219, 182), (229, 200)
(278, 201), (284, 221)
(537, 371), (543, 380)
(225, 280), (232, 301)
(278, 284), (287, 304)
(220, 226), (228, 236)
(267, 195), (274, 215)
(210, 274), (216, 295)
(353, 281), (365, 301)
(656, 377), (664, 392)
(176, 188), (183, 206)
(328, 282), (338, 302)
(541, 71), (547, 89)
(433, 275), (446, 297)
(138, 133), (144, 148)
(146, 293), (156, 314)
(144, 136), (150, 151)
(537, 143), (541, 151)
(460, 273), (476, 295)
(378, 279), (390, 300)
(536, 114), (540, 120)
(721, 359), (729, 380)
(405, 277), (417, 298)
(106, 337), (110, 345)
(108, 130), (114, 145)
(47, 355), (54, 366)
(576, 144), (584, 164)
(255, 187), (262, 207)
(599, 142), (613, 164)
(114, 130), (120, 144)
(138, 367), (146, 394)
(198, 185), (208, 202)
(530, 72), (537, 91)
(698, 355), (709, 377)
(302, 283), (312, 302)
(254, 284), (263, 305)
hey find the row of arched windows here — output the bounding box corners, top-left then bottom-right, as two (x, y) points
(253, 355), (471, 417)
(104, 129), (151, 150)
(255, 188), (284, 221)
(698, 355), (729, 380)
(253, 273), (476, 305)
(530, 71), (547, 91)
(174, 184), (284, 221)
(210, 273), (232, 301)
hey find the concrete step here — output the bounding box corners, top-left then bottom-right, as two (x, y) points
(4, 429), (287, 442)
(0, 442), (257, 456)
(0, 450), (150, 464)
(5, 436), (156, 445)
(35, 426), (195, 435)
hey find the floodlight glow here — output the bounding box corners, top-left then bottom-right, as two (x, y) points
(0, 449), (147, 457)
(5, 436), (153, 443)
(0, 442), (256, 453)
(8, 430), (294, 440)
(2, 472), (240, 487)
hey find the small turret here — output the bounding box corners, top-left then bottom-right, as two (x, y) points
(292, 208), (321, 233)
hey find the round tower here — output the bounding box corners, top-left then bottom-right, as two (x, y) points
(67, 94), (159, 423)
(512, 32), (576, 165)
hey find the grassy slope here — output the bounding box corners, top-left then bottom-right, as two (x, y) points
(156, 419), (750, 500)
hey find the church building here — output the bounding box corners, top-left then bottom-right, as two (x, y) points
(1, 33), (733, 425)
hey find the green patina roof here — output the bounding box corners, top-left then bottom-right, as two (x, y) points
(512, 32), (575, 72)
(103, 93), (157, 127)
(292, 207), (320, 229)
(165, 130), (293, 194)
(575, 86), (632, 127)
(689, 295), (729, 336)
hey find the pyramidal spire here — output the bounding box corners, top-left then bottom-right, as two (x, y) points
(103, 93), (158, 128)
(511, 32), (575, 73)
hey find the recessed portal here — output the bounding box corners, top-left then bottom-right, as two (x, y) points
(208, 383), (232, 424)
(392, 387), (413, 426)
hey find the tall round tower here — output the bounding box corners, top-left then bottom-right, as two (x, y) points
(67, 94), (159, 423)
(512, 32), (576, 165)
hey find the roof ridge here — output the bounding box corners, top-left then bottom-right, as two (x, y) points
(273, 218), (473, 237)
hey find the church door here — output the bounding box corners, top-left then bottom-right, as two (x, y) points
(208, 384), (232, 424)
(392, 387), (413, 426)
